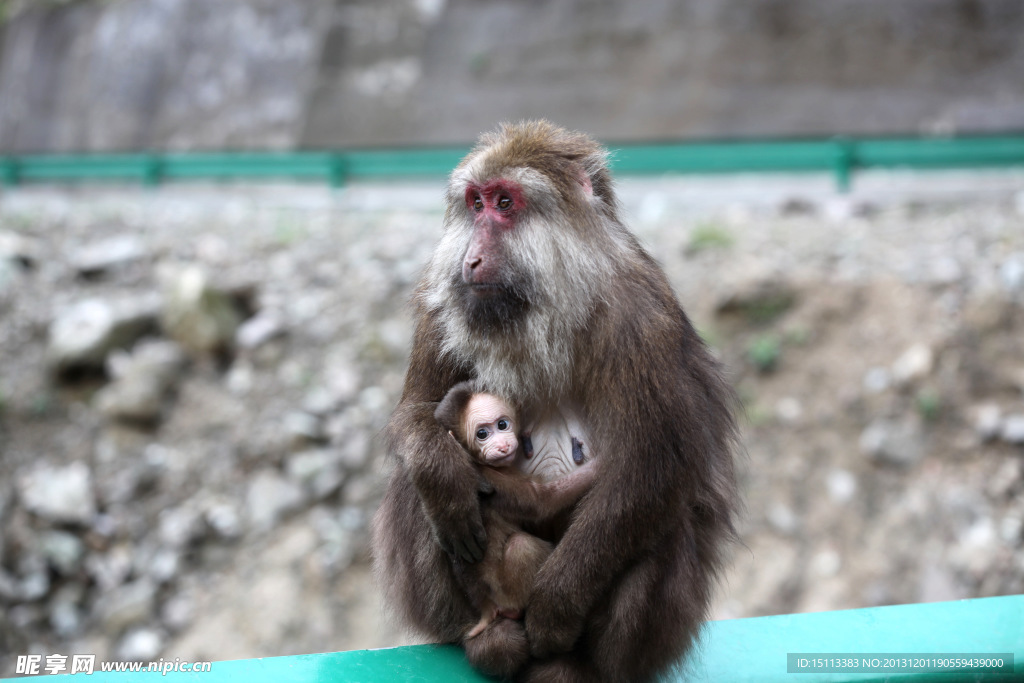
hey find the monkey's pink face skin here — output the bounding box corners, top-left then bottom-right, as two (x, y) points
(462, 179), (526, 289)
(463, 393), (519, 467)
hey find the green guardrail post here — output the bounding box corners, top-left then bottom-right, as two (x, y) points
(1, 157), (20, 187)
(328, 153), (348, 189)
(142, 154), (163, 188)
(832, 137), (855, 193)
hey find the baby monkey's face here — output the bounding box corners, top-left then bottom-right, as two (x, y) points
(463, 394), (519, 467)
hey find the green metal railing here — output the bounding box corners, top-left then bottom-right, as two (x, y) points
(2, 136), (1023, 192)
(5, 595), (1021, 682)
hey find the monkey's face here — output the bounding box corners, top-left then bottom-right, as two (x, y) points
(423, 121), (632, 400)
(463, 394), (519, 467)
(454, 177), (535, 331)
(462, 180), (523, 287)
(428, 125), (612, 330)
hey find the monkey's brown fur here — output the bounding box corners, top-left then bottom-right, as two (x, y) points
(434, 380), (595, 525)
(432, 380), (481, 442)
(372, 121), (739, 683)
(434, 380), (596, 648)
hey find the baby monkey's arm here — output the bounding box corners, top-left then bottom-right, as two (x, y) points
(480, 460), (597, 523)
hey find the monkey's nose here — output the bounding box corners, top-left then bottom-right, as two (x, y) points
(463, 256), (482, 283)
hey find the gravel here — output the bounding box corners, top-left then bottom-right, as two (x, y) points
(1, 171), (1023, 670)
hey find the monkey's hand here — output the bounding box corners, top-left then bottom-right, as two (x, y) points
(476, 471), (495, 495)
(524, 581), (585, 658)
(427, 497), (487, 564)
(418, 461), (489, 564)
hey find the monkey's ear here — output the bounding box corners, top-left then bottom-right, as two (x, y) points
(574, 166), (594, 199)
(434, 380), (479, 433)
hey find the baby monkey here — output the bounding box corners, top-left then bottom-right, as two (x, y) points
(435, 380), (596, 640)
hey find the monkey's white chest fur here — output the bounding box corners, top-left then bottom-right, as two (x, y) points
(517, 404), (591, 483)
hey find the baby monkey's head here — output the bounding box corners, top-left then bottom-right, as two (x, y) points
(463, 393), (519, 466)
(435, 380), (519, 467)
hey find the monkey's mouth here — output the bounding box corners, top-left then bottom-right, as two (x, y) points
(456, 277), (531, 332)
(489, 452), (516, 467)
(467, 282), (503, 297)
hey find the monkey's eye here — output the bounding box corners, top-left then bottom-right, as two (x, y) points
(472, 196), (484, 212)
(497, 419), (509, 431)
(475, 428), (489, 441)
(497, 196), (513, 211)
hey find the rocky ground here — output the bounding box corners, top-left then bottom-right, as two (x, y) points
(1, 172), (1023, 674)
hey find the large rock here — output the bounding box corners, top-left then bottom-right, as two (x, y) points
(4, 1), (1023, 152)
(0, 230), (40, 268)
(714, 276), (798, 325)
(283, 410), (326, 445)
(71, 235), (148, 276)
(0, 1), (320, 152)
(859, 418), (925, 468)
(96, 579), (157, 633)
(117, 627), (164, 661)
(246, 470), (305, 532)
(0, 256), (19, 295)
(94, 339), (187, 423)
(287, 448), (345, 500)
(39, 531), (86, 576)
(18, 462), (97, 525)
(1000, 253), (1024, 295)
(891, 343), (934, 385)
(158, 505), (206, 549)
(235, 311), (286, 350)
(159, 265), (242, 354)
(48, 295), (160, 374)
(49, 583), (86, 637)
(1001, 414), (1024, 444)
(970, 403), (1003, 442)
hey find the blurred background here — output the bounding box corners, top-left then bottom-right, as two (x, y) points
(1, 0), (1023, 673)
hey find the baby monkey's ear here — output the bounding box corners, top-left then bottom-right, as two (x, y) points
(434, 379), (485, 438)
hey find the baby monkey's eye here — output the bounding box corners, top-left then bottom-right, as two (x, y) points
(475, 428), (489, 441)
(497, 419), (509, 431)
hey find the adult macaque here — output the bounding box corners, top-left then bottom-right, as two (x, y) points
(372, 121), (739, 683)
(433, 380), (595, 648)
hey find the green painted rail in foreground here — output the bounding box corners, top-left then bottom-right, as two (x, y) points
(2, 136), (1023, 192)
(6, 595), (1021, 682)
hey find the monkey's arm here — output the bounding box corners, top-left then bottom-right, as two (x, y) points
(480, 461), (596, 522)
(383, 312), (483, 562)
(525, 291), (738, 657)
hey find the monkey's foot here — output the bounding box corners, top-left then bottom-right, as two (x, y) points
(464, 617), (530, 681)
(466, 618), (491, 640)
